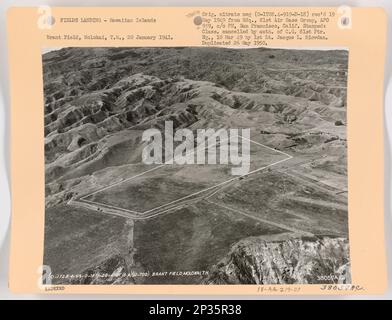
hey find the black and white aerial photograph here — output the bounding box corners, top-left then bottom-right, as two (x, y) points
(43, 47), (350, 285)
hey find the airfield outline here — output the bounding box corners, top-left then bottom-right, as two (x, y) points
(70, 135), (293, 220)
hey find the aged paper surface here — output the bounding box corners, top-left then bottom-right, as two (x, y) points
(7, 7), (387, 294)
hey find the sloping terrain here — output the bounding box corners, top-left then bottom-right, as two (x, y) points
(204, 235), (350, 285)
(43, 47), (349, 285)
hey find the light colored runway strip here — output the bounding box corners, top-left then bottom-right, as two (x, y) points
(80, 164), (165, 200)
(206, 199), (314, 237)
(280, 170), (347, 201)
(71, 136), (293, 220)
(141, 155), (292, 215)
(78, 198), (141, 214)
(284, 196), (347, 211)
(240, 135), (292, 158)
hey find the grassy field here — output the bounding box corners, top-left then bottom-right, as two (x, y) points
(83, 139), (287, 214)
(42, 47), (349, 284)
(44, 205), (132, 277)
(44, 198), (286, 284)
(133, 201), (285, 284)
(209, 171), (348, 237)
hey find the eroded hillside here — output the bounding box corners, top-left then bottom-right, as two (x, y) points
(43, 47), (350, 285)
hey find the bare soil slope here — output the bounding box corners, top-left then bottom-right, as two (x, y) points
(43, 47), (349, 285)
